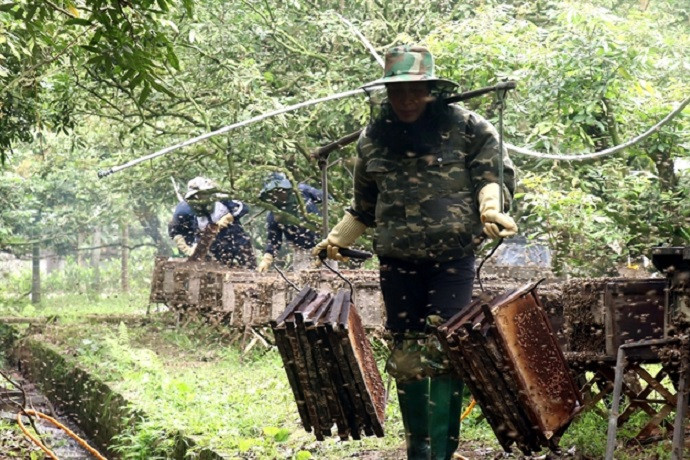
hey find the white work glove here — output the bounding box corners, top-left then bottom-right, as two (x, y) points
(216, 213), (234, 229)
(478, 183), (518, 239)
(312, 213), (367, 262)
(257, 253), (273, 273)
(173, 234), (196, 256)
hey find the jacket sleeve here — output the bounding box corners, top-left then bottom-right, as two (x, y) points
(464, 111), (516, 211)
(349, 131), (378, 227)
(222, 199), (249, 219)
(298, 184), (324, 203)
(264, 212), (282, 255)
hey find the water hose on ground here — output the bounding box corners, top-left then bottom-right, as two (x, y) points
(17, 409), (108, 460)
(461, 398), (477, 421)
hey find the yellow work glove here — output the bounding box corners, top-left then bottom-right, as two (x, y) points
(478, 183), (518, 239)
(312, 213), (367, 262)
(173, 234), (195, 256)
(216, 213), (234, 229)
(257, 253), (274, 273)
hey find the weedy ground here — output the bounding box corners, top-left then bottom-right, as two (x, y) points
(0, 286), (681, 459)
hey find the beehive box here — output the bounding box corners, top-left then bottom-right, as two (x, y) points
(149, 257), (290, 325)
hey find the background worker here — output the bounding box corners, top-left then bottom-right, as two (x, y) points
(169, 176), (256, 268)
(313, 45), (517, 460)
(256, 172), (323, 272)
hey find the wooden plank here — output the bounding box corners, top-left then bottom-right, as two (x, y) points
(273, 325), (311, 430)
(343, 302), (385, 436)
(304, 298), (353, 439)
(295, 294), (338, 438)
(285, 319), (323, 440)
(318, 320), (360, 439)
(326, 294), (368, 439)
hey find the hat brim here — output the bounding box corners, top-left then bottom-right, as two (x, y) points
(185, 189), (227, 201)
(361, 75), (459, 92)
(184, 190), (201, 200)
(259, 179), (292, 198)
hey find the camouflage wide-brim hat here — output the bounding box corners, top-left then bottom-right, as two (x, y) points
(361, 45), (459, 92)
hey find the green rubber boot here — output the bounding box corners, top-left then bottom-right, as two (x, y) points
(397, 378), (430, 459)
(429, 374), (464, 460)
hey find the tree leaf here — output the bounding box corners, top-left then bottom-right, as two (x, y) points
(138, 82), (152, 106)
(65, 18), (92, 26)
(167, 46), (180, 70)
(66, 2), (79, 18)
(149, 78), (176, 98)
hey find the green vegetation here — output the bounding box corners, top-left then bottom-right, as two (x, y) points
(0, 249), (154, 318)
(30, 314), (406, 459)
(0, 418), (44, 459)
(0, 0), (688, 458)
(1, 0), (688, 279)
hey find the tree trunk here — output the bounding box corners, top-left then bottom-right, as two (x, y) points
(77, 231), (85, 266)
(91, 227), (102, 293)
(136, 204), (172, 256)
(653, 148), (678, 192)
(31, 242), (41, 305)
(121, 223), (130, 293)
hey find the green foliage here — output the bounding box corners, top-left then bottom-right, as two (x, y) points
(561, 399), (675, 459)
(0, 253), (152, 318)
(45, 249), (154, 295)
(518, 155), (690, 276)
(1, 0), (689, 279)
(7, 293), (679, 459)
(0, 418), (46, 458)
(0, 0), (193, 161)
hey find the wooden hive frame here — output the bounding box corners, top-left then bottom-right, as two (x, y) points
(437, 281), (582, 455)
(271, 286), (385, 441)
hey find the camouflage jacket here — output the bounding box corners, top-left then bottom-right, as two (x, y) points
(350, 105), (516, 262)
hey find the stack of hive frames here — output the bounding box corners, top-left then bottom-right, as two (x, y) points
(436, 281), (582, 455)
(271, 286), (385, 441)
(298, 269), (385, 329)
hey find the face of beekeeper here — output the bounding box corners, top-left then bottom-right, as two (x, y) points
(386, 82), (431, 124)
(187, 194), (214, 215)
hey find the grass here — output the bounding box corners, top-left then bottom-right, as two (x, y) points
(0, 291), (150, 320)
(23, 305), (680, 459)
(29, 316), (410, 459)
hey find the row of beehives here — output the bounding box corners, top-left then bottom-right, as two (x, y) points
(149, 258), (385, 328)
(149, 257), (670, 357)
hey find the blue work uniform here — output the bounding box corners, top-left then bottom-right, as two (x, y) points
(169, 199), (256, 268)
(264, 184), (322, 256)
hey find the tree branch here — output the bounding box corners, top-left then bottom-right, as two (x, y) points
(1, 26), (94, 98)
(44, 0), (78, 18)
